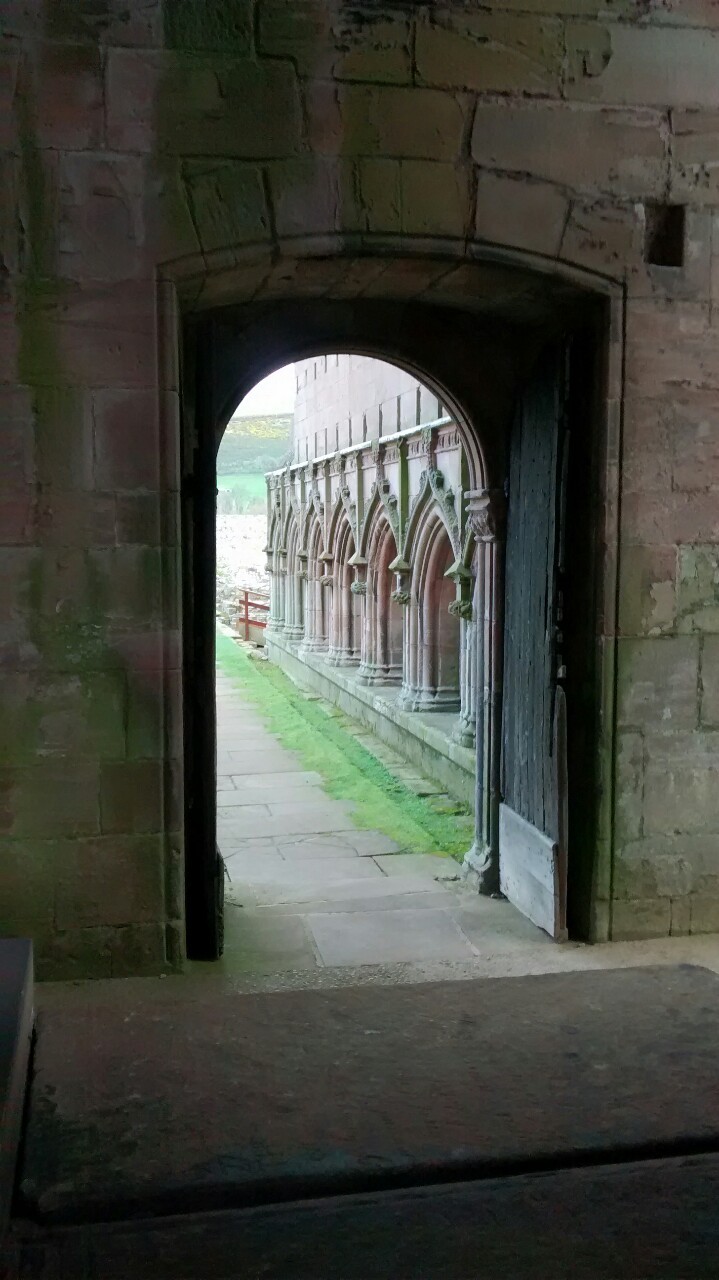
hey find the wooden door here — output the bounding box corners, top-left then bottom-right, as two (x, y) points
(500, 345), (569, 941)
(182, 318), (224, 960)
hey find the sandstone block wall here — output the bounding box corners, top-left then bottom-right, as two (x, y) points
(292, 355), (443, 461)
(1, 0), (718, 974)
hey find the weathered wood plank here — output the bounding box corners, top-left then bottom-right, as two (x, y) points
(501, 346), (567, 936)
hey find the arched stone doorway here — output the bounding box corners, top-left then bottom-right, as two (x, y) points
(326, 513), (362, 667)
(401, 512), (461, 714)
(358, 517), (403, 688)
(170, 245), (617, 960)
(300, 516), (328, 656)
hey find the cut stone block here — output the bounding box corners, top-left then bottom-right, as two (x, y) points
(306, 907), (476, 966)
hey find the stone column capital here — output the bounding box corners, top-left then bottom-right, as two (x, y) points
(465, 488), (506, 543)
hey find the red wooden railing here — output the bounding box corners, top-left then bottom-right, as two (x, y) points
(234, 587), (270, 642)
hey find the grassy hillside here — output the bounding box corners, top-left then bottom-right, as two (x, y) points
(218, 413), (292, 474)
(216, 473), (266, 514)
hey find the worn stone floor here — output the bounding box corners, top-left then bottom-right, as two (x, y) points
(14, 966), (719, 1278)
(214, 663), (719, 987)
(215, 666), (516, 974)
(12, 666), (719, 1276)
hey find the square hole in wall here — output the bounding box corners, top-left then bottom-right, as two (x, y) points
(644, 203), (685, 268)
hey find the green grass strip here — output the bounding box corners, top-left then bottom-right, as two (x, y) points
(215, 629), (474, 860)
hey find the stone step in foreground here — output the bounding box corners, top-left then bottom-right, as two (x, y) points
(9, 1152), (719, 1279)
(16, 965), (719, 1226)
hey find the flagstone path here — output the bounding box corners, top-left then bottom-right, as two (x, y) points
(215, 667), (548, 975)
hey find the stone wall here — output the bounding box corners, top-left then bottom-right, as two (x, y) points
(1, 0), (718, 974)
(292, 355), (442, 461)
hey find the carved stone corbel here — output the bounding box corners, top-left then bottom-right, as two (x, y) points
(349, 552), (368, 595)
(466, 488), (506, 543)
(370, 440), (385, 480)
(449, 599), (473, 620)
(420, 423), (437, 468)
(310, 481), (324, 522)
(388, 554), (410, 602)
(339, 483), (357, 536)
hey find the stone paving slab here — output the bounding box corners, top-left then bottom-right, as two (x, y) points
(225, 859), (385, 900)
(220, 838), (277, 856)
(247, 887), (455, 916)
(450, 898), (556, 950)
(275, 837), (366, 860)
(231, 771), (324, 790)
(216, 773), (239, 786)
(343, 831), (403, 856)
(226, 875), (450, 916)
(220, 913), (319, 974)
(223, 749), (306, 774)
(219, 810), (359, 839)
(374, 853), (462, 879)
(306, 907), (477, 966)
(217, 805), (272, 824)
(19, 968), (719, 1224)
(223, 854), (288, 882)
(217, 786), (329, 809)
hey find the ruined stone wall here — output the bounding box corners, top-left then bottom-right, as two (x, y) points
(292, 355), (442, 461)
(1, 0), (719, 974)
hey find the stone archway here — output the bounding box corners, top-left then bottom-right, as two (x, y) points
(358, 516), (403, 688)
(167, 242), (618, 959)
(283, 515), (304, 644)
(327, 515), (361, 667)
(401, 511), (461, 714)
(300, 516), (328, 657)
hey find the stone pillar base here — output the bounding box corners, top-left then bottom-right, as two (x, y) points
(325, 650), (361, 668)
(299, 639), (328, 656)
(462, 841), (501, 897)
(356, 664), (402, 687)
(399, 689), (461, 713)
(452, 720), (476, 748)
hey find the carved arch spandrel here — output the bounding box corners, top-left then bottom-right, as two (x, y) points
(358, 476), (400, 558)
(404, 468), (460, 570)
(327, 485), (358, 557)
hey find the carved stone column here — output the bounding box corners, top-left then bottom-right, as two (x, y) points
(275, 547), (288, 634)
(286, 549), (308, 644)
(264, 545), (279, 636)
(452, 601), (476, 748)
(300, 557), (330, 654)
(462, 488), (506, 896)
(447, 562), (475, 745)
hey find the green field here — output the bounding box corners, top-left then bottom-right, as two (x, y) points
(216, 473), (266, 514)
(217, 474), (266, 496)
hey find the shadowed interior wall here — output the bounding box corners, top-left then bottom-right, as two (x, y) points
(1, 0), (718, 975)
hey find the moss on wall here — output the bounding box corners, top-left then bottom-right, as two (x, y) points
(42, 0), (111, 42)
(163, 0), (252, 53)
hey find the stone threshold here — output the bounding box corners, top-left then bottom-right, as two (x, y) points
(266, 633), (475, 808)
(18, 967), (719, 1227)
